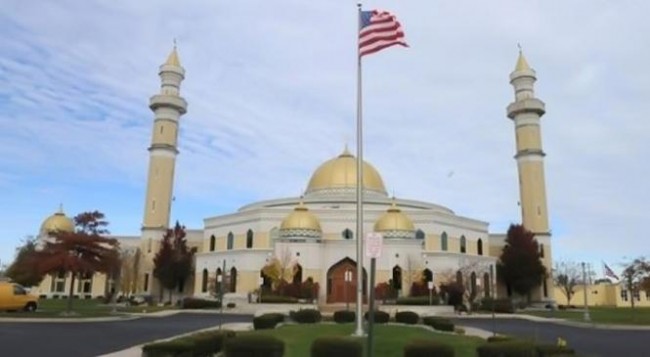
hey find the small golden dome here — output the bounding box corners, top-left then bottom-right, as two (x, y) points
(165, 45), (181, 67)
(515, 50), (531, 71)
(305, 147), (387, 195)
(374, 201), (415, 232)
(40, 207), (75, 234)
(280, 201), (322, 232)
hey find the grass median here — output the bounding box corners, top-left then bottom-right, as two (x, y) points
(522, 306), (650, 325)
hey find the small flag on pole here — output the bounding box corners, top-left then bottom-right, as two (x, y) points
(603, 262), (619, 280)
(359, 10), (408, 57)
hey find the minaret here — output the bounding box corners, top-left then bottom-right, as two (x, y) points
(141, 45), (187, 244)
(507, 49), (552, 300)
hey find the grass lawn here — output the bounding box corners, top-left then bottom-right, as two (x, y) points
(0, 298), (175, 318)
(523, 306), (650, 325)
(243, 324), (484, 357)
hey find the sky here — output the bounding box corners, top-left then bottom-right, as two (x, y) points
(1, 0), (648, 276)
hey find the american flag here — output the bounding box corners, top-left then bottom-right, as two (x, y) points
(603, 262), (619, 280)
(359, 10), (408, 57)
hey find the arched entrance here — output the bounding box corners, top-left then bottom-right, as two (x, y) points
(326, 257), (367, 303)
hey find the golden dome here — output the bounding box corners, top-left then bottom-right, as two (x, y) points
(374, 201), (415, 232)
(305, 147), (387, 195)
(165, 45), (181, 67)
(515, 50), (531, 71)
(40, 207), (75, 234)
(280, 201), (322, 232)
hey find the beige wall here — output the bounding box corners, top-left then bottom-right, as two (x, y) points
(553, 284), (650, 307)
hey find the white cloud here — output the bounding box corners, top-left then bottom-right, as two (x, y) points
(1, 0), (649, 271)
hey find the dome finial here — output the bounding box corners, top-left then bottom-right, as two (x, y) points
(165, 40), (181, 67)
(515, 43), (531, 71)
(57, 203), (64, 214)
(340, 143), (352, 157)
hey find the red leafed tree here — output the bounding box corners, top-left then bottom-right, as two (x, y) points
(37, 211), (119, 314)
(153, 222), (195, 303)
(497, 224), (546, 300)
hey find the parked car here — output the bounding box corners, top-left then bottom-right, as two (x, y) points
(0, 282), (39, 312)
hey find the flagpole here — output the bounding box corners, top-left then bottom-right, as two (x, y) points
(354, 2), (365, 337)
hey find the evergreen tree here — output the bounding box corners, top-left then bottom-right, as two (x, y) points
(153, 222), (195, 303)
(497, 224), (546, 300)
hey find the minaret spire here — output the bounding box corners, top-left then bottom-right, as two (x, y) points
(506, 49), (552, 300)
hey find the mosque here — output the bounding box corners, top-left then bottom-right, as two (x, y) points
(34, 46), (556, 305)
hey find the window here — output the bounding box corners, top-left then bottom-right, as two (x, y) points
(209, 235), (216, 251)
(147, 238), (152, 253)
(441, 232), (448, 251)
(227, 232), (234, 250)
(470, 272), (477, 296)
(13, 285), (26, 295)
(293, 264), (303, 284)
(456, 270), (463, 286)
(460, 235), (466, 254)
(229, 267), (237, 293)
(144, 273), (150, 292)
(160, 125), (164, 134)
(342, 228), (353, 240)
(201, 269), (208, 293)
(216, 268), (223, 293)
(633, 290), (641, 301)
(483, 273), (491, 297)
(246, 229), (254, 249)
(423, 269), (433, 282)
(540, 244), (545, 258)
(392, 266), (402, 291)
(543, 278), (548, 297)
(477, 238), (483, 256)
(415, 229), (425, 240)
(270, 227), (279, 240)
(621, 289), (628, 301)
(152, 200), (156, 211)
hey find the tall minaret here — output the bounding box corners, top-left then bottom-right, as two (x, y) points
(141, 45), (187, 245)
(506, 50), (552, 300)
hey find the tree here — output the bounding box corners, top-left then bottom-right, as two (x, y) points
(153, 222), (195, 303)
(553, 261), (581, 305)
(497, 224), (546, 301)
(37, 211), (119, 314)
(621, 257), (650, 309)
(457, 261), (489, 311)
(5, 236), (45, 287)
(261, 247), (296, 289)
(118, 248), (141, 297)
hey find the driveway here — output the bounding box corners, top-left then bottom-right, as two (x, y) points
(0, 313), (253, 357)
(452, 317), (647, 357)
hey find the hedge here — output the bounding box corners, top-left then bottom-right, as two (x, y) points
(396, 296), (440, 305)
(333, 310), (356, 323)
(479, 298), (515, 314)
(224, 335), (284, 357)
(142, 330), (235, 357)
(422, 316), (454, 332)
(291, 309), (322, 323)
(310, 336), (363, 357)
(403, 340), (455, 357)
(181, 297), (222, 309)
(486, 336), (514, 343)
(253, 313), (285, 330)
(476, 341), (537, 357)
(364, 310), (390, 324)
(535, 344), (576, 356)
(395, 311), (420, 325)
(259, 295), (299, 304)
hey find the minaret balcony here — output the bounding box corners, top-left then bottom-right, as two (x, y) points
(507, 98), (545, 119)
(149, 95), (188, 114)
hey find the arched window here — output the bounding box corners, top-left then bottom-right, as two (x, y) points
(392, 266), (402, 291)
(441, 232), (448, 251)
(293, 264), (303, 285)
(477, 238), (483, 256)
(460, 235), (467, 253)
(246, 229), (254, 249)
(423, 268), (433, 282)
(483, 273), (490, 297)
(201, 269), (208, 293)
(456, 270), (463, 286)
(415, 229), (425, 240)
(147, 238), (152, 253)
(229, 267), (237, 293)
(209, 235), (216, 251)
(270, 227), (279, 240)
(216, 268), (223, 293)
(342, 228), (353, 240)
(260, 270), (272, 289)
(227, 232), (234, 250)
(543, 278), (548, 297)
(540, 244), (545, 258)
(470, 271), (477, 297)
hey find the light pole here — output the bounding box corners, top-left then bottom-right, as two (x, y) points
(581, 262), (591, 322)
(489, 264), (496, 336)
(344, 269), (352, 311)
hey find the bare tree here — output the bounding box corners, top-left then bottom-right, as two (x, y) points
(403, 254), (423, 296)
(553, 261), (581, 305)
(621, 257), (650, 309)
(457, 261), (490, 311)
(261, 247), (296, 289)
(118, 248), (141, 297)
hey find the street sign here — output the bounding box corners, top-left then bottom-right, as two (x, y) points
(427, 281), (434, 290)
(365, 232), (384, 259)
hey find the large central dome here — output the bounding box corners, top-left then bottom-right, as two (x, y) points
(305, 147), (387, 196)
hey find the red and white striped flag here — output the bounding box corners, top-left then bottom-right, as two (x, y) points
(359, 10), (408, 57)
(603, 262), (619, 280)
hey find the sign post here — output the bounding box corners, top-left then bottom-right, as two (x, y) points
(427, 281), (434, 306)
(258, 277), (264, 304)
(365, 232), (383, 357)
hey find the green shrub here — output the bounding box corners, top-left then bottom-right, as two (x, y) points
(191, 330), (235, 356)
(487, 336), (514, 343)
(479, 298), (515, 313)
(476, 341), (537, 357)
(333, 310), (355, 323)
(395, 311), (419, 324)
(226, 302), (236, 308)
(403, 340), (455, 357)
(181, 297), (221, 309)
(422, 316), (455, 332)
(310, 336), (363, 357)
(253, 313), (284, 330)
(224, 335), (284, 357)
(396, 296), (440, 305)
(535, 344), (576, 356)
(142, 338), (195, 357)
(364, 310), (390, 323)
(291, 309), (322, 323)
(259, 295), (299, 304)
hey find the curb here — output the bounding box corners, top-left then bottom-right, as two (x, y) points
(450, 313), (650, 330)
(0, 315), (141, 323)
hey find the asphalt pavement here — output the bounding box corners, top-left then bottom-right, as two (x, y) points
(0, 313), (253, 357)
(452, 317), (647, 357)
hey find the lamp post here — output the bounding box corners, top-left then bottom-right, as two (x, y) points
(581, 262), (591, 322)
(344, 269), (352, 311)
